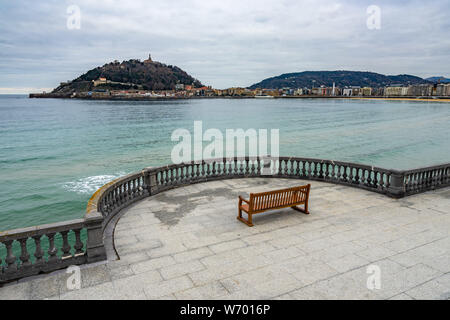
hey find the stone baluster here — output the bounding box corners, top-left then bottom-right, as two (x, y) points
(111, 189), (116, 209)
(213, 161), (218, 176)
(348, 166), (353, 183)
(194, 163), (199, 178)
(118, 185), (123, 204)
(47, 233), (58, 263)
(257, 158), (262, 176)
(124, 182), (129, 201)
(324, 163), (329, 180)
(366, 170), (371, 186)
(282, 159), (286, 176)
(200, 162), (205, 177)
(318, 163), (324, 178)
(206, 162), (211, 176)
(342, 166), (348, 182)
(354, 168), (359, 184)
(247, 159), (253, 175)
(245, 159), (250, 175)
(161, 171), (166, 185)
(181, 166), (185, 181)
(4, 240), (17, 273)
(73, 228), (84, 255)
(33, 236), (44, 266)
(130, 179), (135, 198)
(173, 168), (178, 184)
(177, 168), (182, 183)
(192, 164), (197, 179)
(170, 168), (175, 184)
(301, 161), (306, 177)
(122, 182), (127, 202)
(373, 171), (379, 189)
(60, 231), (71, 258)
(122, 181), (130, 203)
(19, 238), (31, 268)
(171, 169), (176, 184)
(185, 166), (189, 181)
(168, 169), (173, 185)
(116, 186), (121, 205)
(137, 177), (142, 196)
(238, 160), (243, 175)
(330, 164), (336, 181)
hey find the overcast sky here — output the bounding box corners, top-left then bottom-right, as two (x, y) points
(0, 0), (449, 93)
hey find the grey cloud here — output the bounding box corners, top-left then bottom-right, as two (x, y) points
(0, 0), (449, 92)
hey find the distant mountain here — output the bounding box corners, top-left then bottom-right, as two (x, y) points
(52, 55), (203, 93)
(248, 71), (430, 89)
(426, 76), (450, 83)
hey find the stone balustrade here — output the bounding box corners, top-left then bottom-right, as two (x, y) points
(403, 163), (450, 196)
(1, 156), (449, 284)
(0, 209), (105, 283)
(0, 219), (87, 283)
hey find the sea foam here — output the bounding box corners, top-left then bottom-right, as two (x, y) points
(62, 173), (126, 195)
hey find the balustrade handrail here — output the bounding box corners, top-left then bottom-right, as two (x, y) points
(402, 162), (450, 174)
(1, 156), (449, 284)
(0, 219), (85, 241)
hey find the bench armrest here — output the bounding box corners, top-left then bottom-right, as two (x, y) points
(239, 195), (250, 204)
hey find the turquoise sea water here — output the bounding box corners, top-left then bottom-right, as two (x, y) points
(0, 95), (449, 231)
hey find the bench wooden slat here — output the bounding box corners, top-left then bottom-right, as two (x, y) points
(238, 184), (311, 227)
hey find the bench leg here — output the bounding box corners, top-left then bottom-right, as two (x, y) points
(292, 203), (309, 215)
(237, 211), (254, 227)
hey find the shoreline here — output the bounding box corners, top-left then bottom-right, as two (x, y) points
(28, 93), (450, 103)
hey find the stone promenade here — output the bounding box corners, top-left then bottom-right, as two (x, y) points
(1, 178), (449, 300)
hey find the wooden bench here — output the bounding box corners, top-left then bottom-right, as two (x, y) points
(237, 184), (311, 227)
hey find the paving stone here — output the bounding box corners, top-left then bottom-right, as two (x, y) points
(160, 260), (205, 280)
(131, 255), (176, 274)
(107, 265), (135, 281)
(290, 261), (339, 286)
(326, 254), (370, 273)
(388, 293), (414, 300)
(80, 264), (112, 288)
(29, 276), (61, 300)
(59, 282), (118, 300)
(173, 247), (214, 263)
(355, 246), (397, 262)
(144, 276), (194, 299)
(377, 264), (443, 299)
(405, 273), (450, 300)
(112, 270), (161, 300)
(209, 239), (248, 253)
(0, 282), (31, 300)
(174, 281), (228, 299)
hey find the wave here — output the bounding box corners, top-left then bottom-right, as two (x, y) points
(62, 173), (126, 195)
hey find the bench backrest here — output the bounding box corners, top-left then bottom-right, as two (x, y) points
(249, 184), (310, 212)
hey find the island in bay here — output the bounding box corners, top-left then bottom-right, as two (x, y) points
(30, 54), (450, 100)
